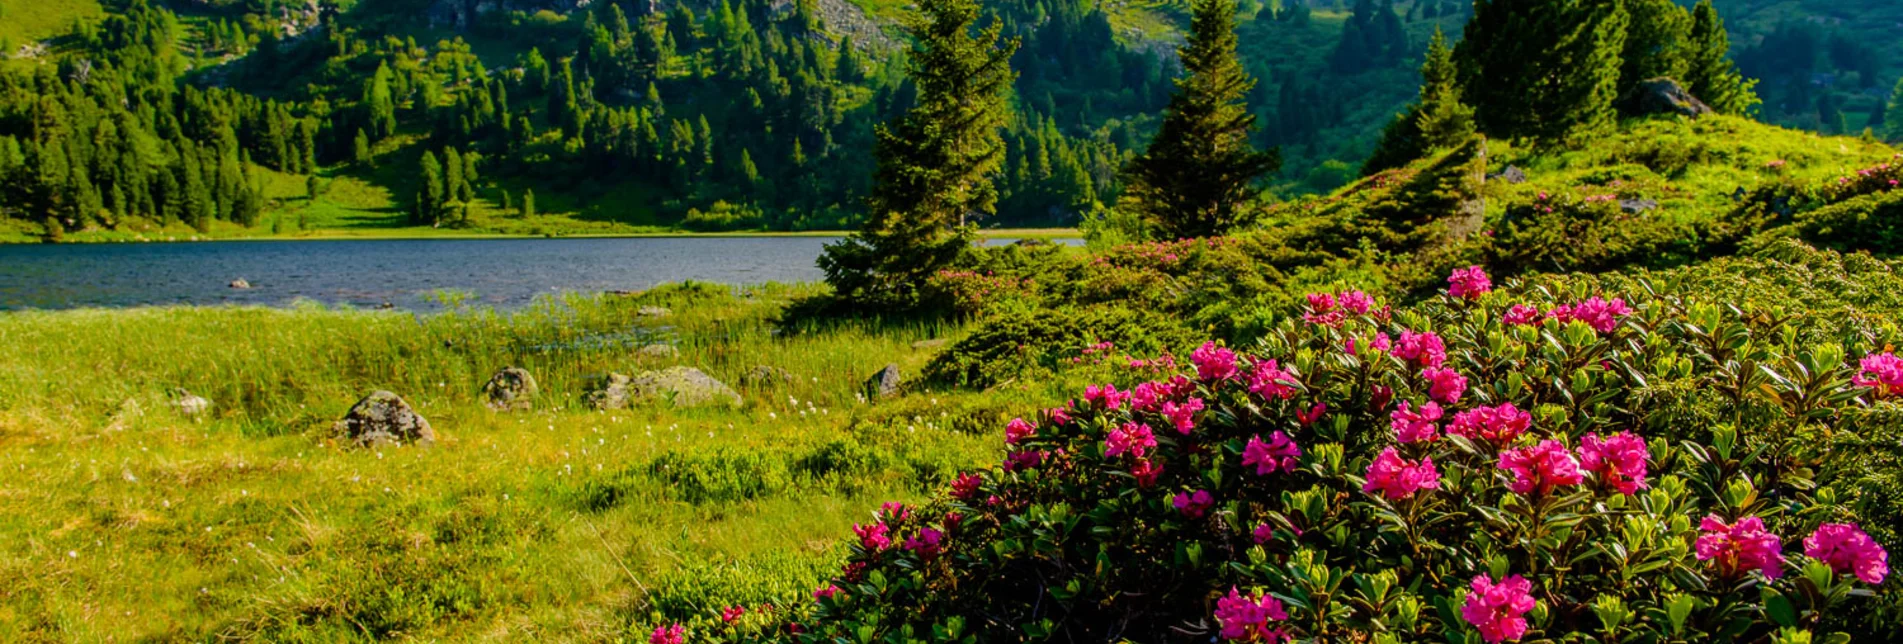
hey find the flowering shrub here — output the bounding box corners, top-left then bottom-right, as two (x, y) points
(762, 266), (1900, 642)
(1823, 155), (1903, 203)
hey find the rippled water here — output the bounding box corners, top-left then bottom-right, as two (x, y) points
(0, 236), (1073, 310)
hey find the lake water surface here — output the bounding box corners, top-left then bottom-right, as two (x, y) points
(0, 236), (1071, 311)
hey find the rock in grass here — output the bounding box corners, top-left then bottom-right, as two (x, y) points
(334, 390), (435, 448)
(583, 373), (633, 410)
(865, 364), (902, 399)
(739, 365), (795, 388)
(228, 278), (251, 289)
(1617, 77), (1713, 118)
(637, 343), (680, 359)
(170, 388), (211, 417)
(481, 366), (537, 411)
(630, 367), (743, 408)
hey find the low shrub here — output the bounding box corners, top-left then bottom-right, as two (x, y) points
(922, 303), (1198, 389)
(673, 264), (1901, 643)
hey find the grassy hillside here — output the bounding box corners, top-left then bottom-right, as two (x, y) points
(0, 0), (103, 49)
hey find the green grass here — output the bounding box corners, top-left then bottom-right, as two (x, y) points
(0, 284), (1096, 639)
(0, 0), (102, 50)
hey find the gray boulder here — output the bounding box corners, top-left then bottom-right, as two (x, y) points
(334, 391), (435, 448)
(170, 388), (211, 418)
(865, 364), (902, 399)
(1617, 78), (1713, 118)
(228, 278), (251, 289)
(1488, 165), (1528, 184)
(582, 373), (634, 410)
(629, 367), (743, 408)
(481, 366), (537, 411)
(1619, 198), (1660, 214)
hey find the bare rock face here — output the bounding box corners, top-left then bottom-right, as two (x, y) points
(865, 364), (902, 399)
(334, 391), (435, 448)
(481, 366), (537, 411)
(1618, 78), (1713, 118)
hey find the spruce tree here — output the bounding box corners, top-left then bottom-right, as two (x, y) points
(1884, 78), (1903, 142)
(1457, 0), (1627, 145)
(1618, 0), (1691, 92)
(816, 0), (1019, 310)
(417, 150), (444, 225)
(1120, 0), (1278, 239)
(521, 188), (535, 218)
(1415, 26), (1475, 150)
(1685, 0), (1758, 115)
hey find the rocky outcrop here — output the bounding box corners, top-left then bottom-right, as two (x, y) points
(631, 367), (743, 407)
(1617, 78), (1713, 118)
(481, 366), (537, 411)
(334, 391), (435, 447)
(865, 364), (902, 399)
(583, 373), (633, 410)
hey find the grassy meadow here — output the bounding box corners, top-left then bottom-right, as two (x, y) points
(0, 284), (1067, 640)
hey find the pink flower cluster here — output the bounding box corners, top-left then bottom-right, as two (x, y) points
(1248, 359), (1299, 400)
(1854, 351), (1903, 397)
(1161, 398), (1204, 435)
(1242, 431), (1301, 475)
(1005, 417), (1037, 444)
(1214, 587), (1291, 642)
(1084, 384), (1131, 410)
(650, 623), (685, 644)
(950, 472), (982, 499)
(1498, 440), (1583, 496)
(1448, 266), (1492, 299)
(1347, 332), (1392, 356)
(853, 522), (891, 551)
(1363, 447), (1442, 500)
(1502, 304), (1542, 327)
(1549, 297), (1633, 333)
(1578, 432), (1650, 494)
(1460, 574), (1536, 643)
(1302, 290), (1376, 326)
(1131, 458), (1164, 487)
(1192, 342), (1240, 381)
(1422, 367), (1468, 404)
(1696, 515), (1785, 579)
(1390, 401), (1442, 443)
(1447, 403), (1530, 443)
(1173, 489), (1214, 518)
(1804, 523), (1889, 584)
(1105, 422), (1158, 459)
(720, 605), (746, 624)
(903, 527), (945, 559)
(1393, 330), (1447, 368)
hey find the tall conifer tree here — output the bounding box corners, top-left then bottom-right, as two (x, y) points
(1120, 0), (1277, 239)
(1684, 0), (1758, 115)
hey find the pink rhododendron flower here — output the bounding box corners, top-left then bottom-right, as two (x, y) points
(1339, 290), (1374, 314)
(1193, 342), (1240, 381)
(1461, 574), (1535, 643)
(1696, 515), (1785, 579)
(903, 527), (945, 559)
(1347, 332), (1393, 356)
(1004, 417), (1036, 444)
(1448, 266), (1493, 299)
(1578, 432), (1649, 495)
(1370, 385), (1394, 411)
(1105, 422), (1158, 460)
(1503, 304), (1542, 327)
(950, 472), (982, 499)
(1004, 449), (1047, 471)
(1214, 587), (1291, 642)
(1084, 384), (1131, 410)
(813, 584), (841, 600)
(1303, 292), (1344, 326)
(1296, 401), (1328, 426)
(1046, 406), (1073, 426)
(853, 522), (891, 551)
(1805, 523), (1889, 584)
(1131, 458), (1164, 488)
(1161, 398), (1205, 435)
(1131, 381), (1168, 412)
(1393, 330), (1447, 368)
(1363, 447), (1441, 500)
(1173, 489), (1214, 518)
(1249, 359), (1300, 399)
(1390, 401), (1443, 443)
(1447, 403), (1531, 443)
(1854, 351), (1903, 397)
(650, 623), (685, 644)
(880, 502), (911, 521)
(721, 605), (747, 624)
(1251, 523), (1276, 545)
(1422, 367), (1468, 404)
(1550, 297), (1632, 333)
(1242, 431), (1302, 475)
(1498, 440), (1583, 496)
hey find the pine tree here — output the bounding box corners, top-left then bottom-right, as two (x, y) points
(1685, 0), (1758, 115)
(816, 0), (1019, 309)
(1415, 26), (1475, 150)
(1457, 0), (1627, 145)
(521, 188), (535, 218)
(444, 147), (465, 206)
(353, 128), (372, 166)
(417, 150), (444, 225)
(1619, 0), (1691, 92)
(1120, 0), (1278, 239)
